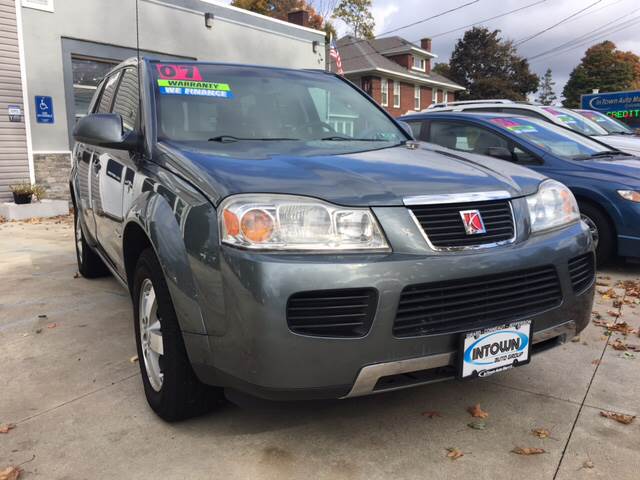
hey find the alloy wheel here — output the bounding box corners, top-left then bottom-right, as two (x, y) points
(139, 278), (164, 392)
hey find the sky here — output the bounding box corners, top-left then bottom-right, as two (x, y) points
(350, 0), (640, 101)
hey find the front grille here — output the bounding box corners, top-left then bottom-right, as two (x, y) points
(568, 253), (595, 294)
(393, 266), (562, 337)
(287, 288), (378, 337)
(409, 200), (515, 249)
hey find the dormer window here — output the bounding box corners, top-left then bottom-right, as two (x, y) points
(412, 56), (426, 72)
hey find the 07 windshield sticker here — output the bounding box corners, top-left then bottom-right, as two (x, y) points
(489, 118), (537, 133)
(157, 79), (234, 98)
(156, 64), (203, 81)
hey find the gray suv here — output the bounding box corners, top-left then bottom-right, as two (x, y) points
(71, 58), (595, 421)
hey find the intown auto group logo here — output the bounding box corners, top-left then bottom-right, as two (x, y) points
(459, 209), (486, 235)
(463, 330), (529, 366)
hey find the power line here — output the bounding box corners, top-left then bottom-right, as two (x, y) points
(429, 0), (547, 39)
(529, 14), (640, 63)
(527, 6), (640, 61)
(514, 0), (602, 46)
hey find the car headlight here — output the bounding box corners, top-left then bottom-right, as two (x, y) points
(219, 194), (390, 251)
(527, 180), (579, 233)
(618, 190), (640, 202)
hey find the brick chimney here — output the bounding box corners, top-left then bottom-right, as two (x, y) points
(288, 10), (310, 27)
(421, 38), (432, 52)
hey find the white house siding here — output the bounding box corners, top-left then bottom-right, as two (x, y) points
(0, 0), (29, 202)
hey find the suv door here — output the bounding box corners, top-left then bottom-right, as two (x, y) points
(92, 67), (140, 274)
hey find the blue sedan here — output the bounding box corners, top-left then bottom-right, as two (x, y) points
(401, 112), (640, 263)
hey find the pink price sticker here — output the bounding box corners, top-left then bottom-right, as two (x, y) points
(156, 64), (203, 82)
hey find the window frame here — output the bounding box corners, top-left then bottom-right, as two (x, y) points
(380, 78), (388, 107)
(412, 56), (425, 72)
(432, 88), (438, 103)
(94, 70), (122, 114)
(393, 80), (400, 108)
(111, 66), (140, 133)
(426, 119), (544, 165)
(414, 85), (420, 110)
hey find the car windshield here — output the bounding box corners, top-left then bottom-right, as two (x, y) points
(540, 106), (608, 136)
(488, 116), (615, 160)
(574, 109), (635, 134)
(152, 62), (406, 152)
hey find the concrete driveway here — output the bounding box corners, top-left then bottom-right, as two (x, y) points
(1, 217), (639, 480)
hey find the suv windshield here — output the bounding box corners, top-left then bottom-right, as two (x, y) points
(152, 62), (405, 152)
(489, 117), (615, 160)
(575, 109), (635, 135)
(540, 106), (608, 136)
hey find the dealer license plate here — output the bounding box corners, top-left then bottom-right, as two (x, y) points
(459, 320), (531, 379)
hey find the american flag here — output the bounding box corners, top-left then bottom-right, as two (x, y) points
(330, 38), (344, 75)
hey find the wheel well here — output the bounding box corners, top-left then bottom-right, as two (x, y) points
(69, 183), (77, 210)
(574, 196), (617, 243)
(123, 222), (153, 293)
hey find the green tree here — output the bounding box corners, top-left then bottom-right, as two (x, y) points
(536, 68), (557, 105)
(333, 0), (375, 39)
(445, 27), (539, 100)
(562, 41), (638, 107)
(431, 63), (451, 78)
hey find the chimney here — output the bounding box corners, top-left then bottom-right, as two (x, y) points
(421, 38), (432, 52)
(288, 10), (310, 27)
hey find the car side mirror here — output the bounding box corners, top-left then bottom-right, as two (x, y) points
(397, 121), (415, 140)
(73, 113), (139, 150)
(486, 146), (513, 161)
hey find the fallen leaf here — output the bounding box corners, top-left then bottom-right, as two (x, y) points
(600, 411), (635, 425)
(595, 281), (610, 287)
(34, 328), (42, 334)
(129, 355), (138, 364)
(612, 339), (627, 351)
(571, 336), (581, 343)
(592, 359), (601, 366)
(46, 323), (57, 329)
(622, 352), (636, 360)
(73, 272), (80, 279)
(421, 411), (441, 418)
(0, 424), (15, 434)
(37, 314), (47, 319)
(0, 466), (21, 480)
(607, 310), (620, 318)
(467, 420), (487, 430)
(531, 428), (551, 439)
(467, 404), (489, 418)
(511, 447), (546, 455)
(583, 460), (594, 469)
(592, 311), (602, 320)
(446, 447), (464, 460)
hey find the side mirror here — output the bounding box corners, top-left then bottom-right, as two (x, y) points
(397, 120), (415, 140)
(73, 113), (139, 150)
(486, 146), (513, 161)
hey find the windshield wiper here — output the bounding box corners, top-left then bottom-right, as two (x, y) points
(590, 151), (632, 158)
(208, 135), (299, 142)
(320, 136), (393, 141)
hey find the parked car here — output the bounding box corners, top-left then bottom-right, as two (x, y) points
(573, 108), (640, 140)
(71, 58), (594, 421)
(401, 111), (640, 263)
(419, 100), (640, 155)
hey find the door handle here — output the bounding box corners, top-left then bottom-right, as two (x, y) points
(124, 179), (133, 189)
(93, 161), (101, 174)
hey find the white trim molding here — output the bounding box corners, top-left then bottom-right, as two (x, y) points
(15, 0), (35, 184)
(346, 67), (465, 91)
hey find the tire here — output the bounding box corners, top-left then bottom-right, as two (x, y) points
(74, 209), (109, 278)
(132, 248), (223, 421)
(579, 203), (614, 265)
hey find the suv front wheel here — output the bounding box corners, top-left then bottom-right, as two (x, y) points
(132, 248), (223, 421)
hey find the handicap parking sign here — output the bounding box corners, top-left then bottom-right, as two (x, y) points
(35, 95), (54, 124)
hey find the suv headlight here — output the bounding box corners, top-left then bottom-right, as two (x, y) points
(527, 180), (579, 233)
(617, 190), (640, 202)
(219, 194), (390, 251)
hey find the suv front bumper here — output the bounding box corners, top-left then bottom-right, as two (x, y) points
(186, 220), (594, 401)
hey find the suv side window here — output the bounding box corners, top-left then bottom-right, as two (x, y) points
(112, 67), (139, 132)
(96, 71), (122, 114)
(428, 121), (509, 154)
(405, 120), (425, 140)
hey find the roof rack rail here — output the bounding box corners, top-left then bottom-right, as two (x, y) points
(426, 99), (515, 110)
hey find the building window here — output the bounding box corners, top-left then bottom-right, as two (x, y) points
(22, 0), (54, 12)
(414, 85), (420, 110)
(380, 78), (388, 106)
(393, 81), (400, 108)
(412, 56), (425, 71)
(72, 56), (119, 121)
(432, 88), (438, 103)
(442, 90), (448, 104)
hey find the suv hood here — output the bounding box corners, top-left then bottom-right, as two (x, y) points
(157, 141), (545, 207)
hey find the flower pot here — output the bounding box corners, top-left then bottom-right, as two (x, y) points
(12, 192), (32, 205)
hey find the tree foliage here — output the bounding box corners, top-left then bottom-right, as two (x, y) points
(333, 0), (375, 39)
(563, 41), (640, 107)
(231, 0), (333, 35)
(536, 68), (557, 105)
(442, 27), (539, 100)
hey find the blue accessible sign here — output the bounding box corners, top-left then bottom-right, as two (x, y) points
(35, 95), (54, 124)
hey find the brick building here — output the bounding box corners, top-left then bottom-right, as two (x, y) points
(331, 35), (465, 117)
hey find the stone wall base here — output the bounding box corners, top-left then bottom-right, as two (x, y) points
(33, 152), (72, 202)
